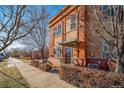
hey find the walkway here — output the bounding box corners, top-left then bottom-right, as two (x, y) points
(8, 57), (76, 88)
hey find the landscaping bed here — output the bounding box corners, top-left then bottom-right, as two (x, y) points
(30, 60), (59, 73)
(39, 62), (52, 72)
(59, 64), (124, 88)
(30, 60), (39, 67)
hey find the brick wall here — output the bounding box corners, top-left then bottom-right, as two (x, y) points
(49, 28), (54, 57)
(85, 6), (102, 59)
(49, 6), (86, 61)
(49, 6), (106, 66)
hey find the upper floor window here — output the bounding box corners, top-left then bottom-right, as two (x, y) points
(53, 27), (57, 37)
(53, 24), (62, 37)
(58, 24), (62, 34)
(102, 39), (117, 59)
(70, 15), (77, 30)
(102, 40), (111, 59)
(102, 5), (115, 18)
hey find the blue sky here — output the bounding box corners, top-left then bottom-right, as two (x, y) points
(48, 5), (64, 17)
(7, 5), (64, 50)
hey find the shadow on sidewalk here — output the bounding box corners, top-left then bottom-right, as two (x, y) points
(49, 68), (59, 74)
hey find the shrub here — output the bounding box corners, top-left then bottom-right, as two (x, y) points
(59, 64), (124, 88)
(108, 60), (116, 72)
(39, 62), (52, 72)
(30, 60), (39, 67)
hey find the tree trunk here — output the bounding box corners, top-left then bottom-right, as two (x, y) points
(39, 48), (45, 63)
(41, 48), (45, 63)
(29, 51), (32, 60)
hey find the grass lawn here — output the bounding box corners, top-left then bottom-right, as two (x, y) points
(0, 60), (30, 88)
(18, 58), (32, 63)
(0, 59), (8, 68)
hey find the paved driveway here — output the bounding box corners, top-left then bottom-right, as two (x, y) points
(8, 57), (76, 88)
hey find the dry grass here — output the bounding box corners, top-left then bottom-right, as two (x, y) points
(0, 60), (30, 88)
(18, 58), (32, 63)
(0, 59), (8, 68)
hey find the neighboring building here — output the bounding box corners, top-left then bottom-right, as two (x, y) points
(32, 49), (49, 59)
(49, 6), (110, 70)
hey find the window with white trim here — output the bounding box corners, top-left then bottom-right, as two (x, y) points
(102, 40), (110, 59)
(53, 24), (62, 37)
(53, 27), (57, 37)
(58, 24), (62, 35)
(54, 47), (62, 57)
(70, 15), (77, 30)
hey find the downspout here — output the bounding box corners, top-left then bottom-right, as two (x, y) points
(77, 8), (80, 58)
(62, 19), (65, 63)
(84, 6), (86, 67)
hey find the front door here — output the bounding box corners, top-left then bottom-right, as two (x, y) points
(65, 47), (72, 64)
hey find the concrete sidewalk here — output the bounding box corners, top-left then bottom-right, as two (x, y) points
(8, 57), (76, 88)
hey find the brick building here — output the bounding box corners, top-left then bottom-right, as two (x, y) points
(49, 6), (110, 70)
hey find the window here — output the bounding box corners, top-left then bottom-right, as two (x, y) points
(102, 40), (111, 59)
(70, 15), (77, 30)
(53, 27), (57, 37)
(65, 48), (72, 63)
(53, 24), (62, 37)
(102, 40), (117, 59)
(103, 52), (111, 59)
(58, 24), (62, 35)
(54, 47), (62, 57)
(102, 5), (115, 18)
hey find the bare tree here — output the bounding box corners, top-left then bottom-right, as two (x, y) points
(0, 5), (47, 86)
(0, 5), (42, 52)
(86, 5), (124, 73)
(21, 6), (50, 62)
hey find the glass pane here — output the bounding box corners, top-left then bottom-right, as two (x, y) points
(54, 47), (61, 57)
(65, 48), (72, 64)
(71, 23), (76, 30)
(71, 15), (76, 23)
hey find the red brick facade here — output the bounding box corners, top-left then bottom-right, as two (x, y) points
(49, 6), (109, 70)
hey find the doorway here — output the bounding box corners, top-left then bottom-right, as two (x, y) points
(65, 47), (73, 64)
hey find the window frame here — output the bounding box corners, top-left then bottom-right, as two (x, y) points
(53, 23), (62, 37)
(102, 5), (115, 19)
(58, 24), (62, 35)
(70, 15), (77, 31)
(53, 27), (57, 37)
(102, 40), (111, 59)
(54, 47), (62, 58)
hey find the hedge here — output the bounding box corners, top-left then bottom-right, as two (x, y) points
(30, 60), (39, 67)
(59, 64), (124, 88)
(39, 62), (52, 72)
